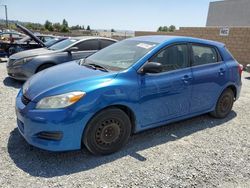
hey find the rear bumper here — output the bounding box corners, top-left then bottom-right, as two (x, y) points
(15, 90), (89, 152)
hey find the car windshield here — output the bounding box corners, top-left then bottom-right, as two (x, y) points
(48, 38), (79, 51)
(85, 40), (158, 71)
(44, 38), (63, 47)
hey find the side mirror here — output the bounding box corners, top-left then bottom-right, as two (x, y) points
(66, 46), (79, 53)
(141, 62), (163, 74)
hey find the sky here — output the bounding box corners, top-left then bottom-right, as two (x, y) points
(0, 0), (216, 31)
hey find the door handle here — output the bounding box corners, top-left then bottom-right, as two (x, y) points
(182, 75), (193, 84)
(219, 68), (226, 76)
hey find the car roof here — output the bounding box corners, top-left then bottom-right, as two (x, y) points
(129, 35), (225, 48)
(72, 36), (117, 41)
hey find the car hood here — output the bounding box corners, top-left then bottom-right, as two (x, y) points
(10, 47), (55, 59)
(16, 24), (46, 47)
(23, 61), (118, 101)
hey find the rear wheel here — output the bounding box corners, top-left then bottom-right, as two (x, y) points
(36, 63), (55, 72)
(83, 108), (131, 155)
(210, 88), (234, 118)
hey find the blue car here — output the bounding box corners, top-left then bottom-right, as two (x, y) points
(15, 36), (242, 155)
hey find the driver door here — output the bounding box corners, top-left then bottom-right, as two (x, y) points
(138, 44), (193, 127)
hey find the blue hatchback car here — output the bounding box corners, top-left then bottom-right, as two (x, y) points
(15, 36), (242, 155)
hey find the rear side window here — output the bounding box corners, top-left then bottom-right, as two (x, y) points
(75, 39), (99, 51)
(100, 39), (115, 49)
(191, 45), (218, 66)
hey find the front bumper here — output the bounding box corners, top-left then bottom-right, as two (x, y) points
(15, 90), (89, 151)
(7, 65), (29, 81)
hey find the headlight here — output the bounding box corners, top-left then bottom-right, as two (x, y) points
(36, 91), (86, 109)
(13, 57), (33, 66)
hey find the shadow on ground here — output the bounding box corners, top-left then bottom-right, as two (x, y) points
(3, 77), (23, 89)
(7, 111), (237, 178)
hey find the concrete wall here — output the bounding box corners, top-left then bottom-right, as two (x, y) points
(207, 0), (250, 27)
(135, 27), (250, 66)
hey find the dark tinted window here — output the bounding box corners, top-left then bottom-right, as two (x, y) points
(100, 39), (115, 49)
(75, 39), (99, 51)
(150, 44), (189, 73)
(191, 45), (218, 66)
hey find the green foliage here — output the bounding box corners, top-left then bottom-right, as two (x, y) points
(53, 22), (61, 32)
(71, 25), (82, 30)
(62, 19), (68, 28)
(86, 25), (91, 30)
(157, 25), (176, 32)
(44, 20), (54, 31)
(169, 25), (176, 32)
(111, 29), (115, 32)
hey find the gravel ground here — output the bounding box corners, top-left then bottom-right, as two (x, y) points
(0, 62), (249, 188)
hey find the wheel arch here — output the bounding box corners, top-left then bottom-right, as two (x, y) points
(81, 104), (137, 147)
(226, 85), (237, 100)
(35, 62), (56, 73)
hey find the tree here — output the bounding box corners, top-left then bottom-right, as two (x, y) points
(62, 19), (68, 28)
(60, 19), (69, 32)
(82, 25), (85, 30)
(111, 28), (115, 32)
(157, 26), (162, 32)
(162, 26), (169, 32)
(86, 25), (91, 30)
(44, 20), (54, 31)
(53, 23), (61, 32)
(169, 25), (176, 32)
(157, 25), (176, 32)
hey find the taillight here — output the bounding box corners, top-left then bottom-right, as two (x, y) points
(238, 64), (243, 76)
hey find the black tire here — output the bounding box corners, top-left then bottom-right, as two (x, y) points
(36, 64), (55, 73)
(210, 88), (234, 118)
(83, 108), (132, 155)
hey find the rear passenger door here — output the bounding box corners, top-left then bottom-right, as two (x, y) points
(190, 43), (227, 113)
(71, 39), (99, 60)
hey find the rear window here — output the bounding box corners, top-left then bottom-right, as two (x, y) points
(100, 39), (115, 49)
(191, 45), (218, 66)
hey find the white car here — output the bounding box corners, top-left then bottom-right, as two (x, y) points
(246, 64), (250, 73)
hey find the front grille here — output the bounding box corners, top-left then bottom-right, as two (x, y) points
(21, 95), (31, 105)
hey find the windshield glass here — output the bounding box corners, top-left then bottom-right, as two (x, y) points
(44, 38), (63, 47)
(86, 40), (158, 71)
(48, 38), (79, 51)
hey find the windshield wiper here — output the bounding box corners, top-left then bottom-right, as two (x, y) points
(85, 63), (109, 72)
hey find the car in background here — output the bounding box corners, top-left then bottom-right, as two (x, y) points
(7, 36), (117, 80)
(0, 24), (58, 57)
(15, 36), (242, 155)
(0, 31), (25, 41)
(0, 31), (27, 57)
(246, 64), (250, 73)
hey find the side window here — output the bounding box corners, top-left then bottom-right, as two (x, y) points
(100, 39), (115, 49)
(150, 44), (189, 73)
(75, 40), (99, 51)
(191, 45), (218, 66)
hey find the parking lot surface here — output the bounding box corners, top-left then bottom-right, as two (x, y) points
(0, 62), (249, 188)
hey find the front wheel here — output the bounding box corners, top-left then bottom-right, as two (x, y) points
(210, 88), (234, 118)
(83, 108), (132, 155)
